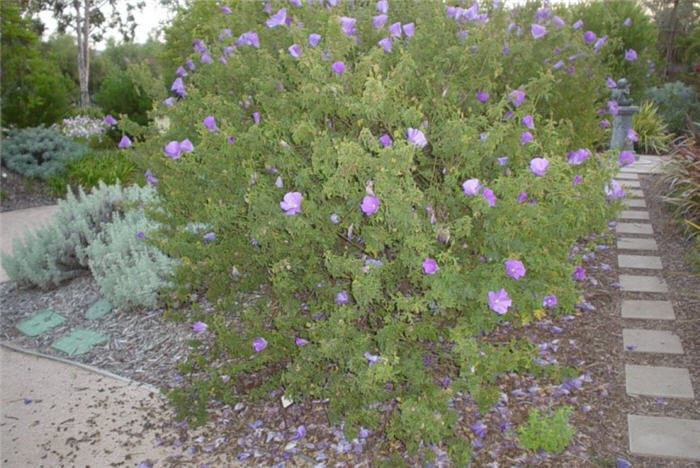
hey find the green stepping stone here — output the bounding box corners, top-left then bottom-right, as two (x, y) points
(51, 328), (108, 356)
(16, 310), (66, 337)
(86, 298), (113, 320)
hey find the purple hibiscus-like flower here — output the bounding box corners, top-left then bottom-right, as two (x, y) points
(623, 18), (632, 26)
(280, 192), (302, 215)
(144, 169), (158, 184)
(497, 156), (509, 166)
(290, 425), (306, 440)
(482, 186), (497, 206)
(521, 131), (533, 145)
(378, 37), (392, 52)
(203, 232), (216, 243)
(517, 191), (528, 203)
(163, 97), (175, 107)
(221, 5), (231, 14)
(118, 135), (132, 149)
(193, 38), (206, 53)
(339, 16), (357, 36)
(605, 179), (626, 198)
(275, 176), (283, 188)
(236, 31), (260, 48)
(488, 289), (512, 315)
(462, 178), (480, 195)
(607, 100), (619, 116)
(266, 8), (287, 28)
(600, 119), (610, 128)
(378, 134), (392, 147)
(583, 30), (597, 44)
(185, 59), (195, 70)
(200, 53), (212, 64)
(104, 114), (117, 125)
(422, 258), (439, 275)
(618, 150), (635, 167)
(335, 290), (349, 305)
(552, 15), (565, 27)
(542, 294), (557, 307)
(530, 157), (549, 176)
(331, 61), (346, 75)
(176, 66), (187, 76)
(364, 352), (380, 365)
(295, 337), (308, 346)
(573, 19), (583, 29)
(572, 174), (583, 186)
(402, 23), (415, 37)
(470, 420), (487, 438)
(522, 114), (534, 129)
(180, 139), (194, 153)
(593, 35), (608, 52)
(388, 22), (402, 38)
(288, 44), (302, 58)
(626, 129), (638, 142)
(567, 148), (590, 165)
(531, 23), (547, 39)
(475, 90), (489, 103)
(252, 337), (267, 352)
(606, 77), (617, 88)
(330, 213), (340, 224)
(372, 14), (388, 29)
(510, 90), (525, 106)
(361, 195), (380, 215)
(171, 77), (186, 97)
(504, 259), (526, 279)
(203, 115), (217, 131)
(624, 49), (638, 61)
(135, 232), (145, 240)
(553, 59), (564, 70)
(308, 33), (321, 47)
(192, 321), (208, 332)
(376, 0), (388, 13)
(406, 128), (427, 148)
(227, 135), (236, 144)
(249, 112), (259, 124)
(164, 141), (181, 159)
(573, 266), (586, 281)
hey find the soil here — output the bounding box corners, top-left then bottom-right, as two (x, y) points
(0, 170), (697, 467)
(0, 169), (60, 212)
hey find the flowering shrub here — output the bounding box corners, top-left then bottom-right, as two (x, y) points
(58, 115), (109, 141)
(135, 0), (621, 456)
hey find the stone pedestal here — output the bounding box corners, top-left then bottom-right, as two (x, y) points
(610, 105), (639, 152)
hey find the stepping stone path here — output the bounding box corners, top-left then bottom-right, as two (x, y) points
(614, 156), (700, 461)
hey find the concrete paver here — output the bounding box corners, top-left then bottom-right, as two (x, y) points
(628, 415), (700, 460)
(617, 237), (658, 251)
(624, 199), (647, 208)
(620, 275), (669, 293)
(628, 189), (645, 198)
(616, 223), (654, 235)
(623, 329), (684, 354)
(616, 172), (639, 180)
(616, 180), (641, 188)
(619, 210), (649, 220)
(621, 300), (676, 320)
(617, 255), (663, 270)
(625, 364), (694, 399)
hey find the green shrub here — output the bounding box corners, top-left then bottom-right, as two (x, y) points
(1, 181), (170, 309)
(517, 406), (575, 453)
(94, 69), (153, 126)
(645, 81), (700, 134)
(47, 149), (138, 196)
(138, 0), (620, 454)
(662, 136), (700, 239)
(2, 126), (88, 179)
(632, 101), (671, 154)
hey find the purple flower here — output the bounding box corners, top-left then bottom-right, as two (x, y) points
(192, 321), (208, 332)
(504, 259), (526, 279)
(377, 134), (392, 147)
(542, 294), (557, 307)
(335, 290), (349, 305)
(308, 33), (321, 47)
(567, 148), (590, 165)
(221, 5), (231, 14)
(227, 135), (236, 144)
(618, 150), (635, 167)
(626, 129), (638, 142)
(501, 45), (510, 55)
(475, 90), (489, 103)
(406, 128), (427, 148)
(163, 97), (175, 107)
(330, 213), (340, 224)
(521, 131), (533, 145)
(252, 337), (267, 352)
(288, 44), (302, 58)
(624, 49), (638, 61)
(171, 77), (186, 97)
(193, 39), (207, 53)
(200, 53), (212, 64)
(164, 141), (181, 159)
(567, 65), (576, 75)
(605, 179), (626, 199)
(388, 22), (402, 38)
(470, 421), (487, 438)
(522, 114), (534, 129)
(295, 337), (308, 346)
(275, 176), (283, 188)
(402, 23), (415, 37)
(530, 157), (549, 176)
(290, 0), (301, 6)
(339, 16), (357, 36)
(203, 116), (217, 131)
(482, 187), (496, 206)
(378, 37), (393, 52)
(488, 289), (512, 315)
(606, 77), (617, 88)
(361, 195), (380, 215)
(573, 19), (583, 29)
(531, 23), (547, 39)
(185, 59), (195, 70)
(553, 15), (565, 28)
(583, 30), (597, 44)
(280, 192), (302, 215)
(600, 119), (610, 128)
(180, 139), (194, 153)
(510, 90), (525, 106)
(266, 8), (287, 28)
(364, 352), (380, 365)
(290, 425), (306, 440)
(572, 174), (582, 186)
(553, 60), (564, 70)
(497, 156), (509, 166)
(608, 100), (619, 116)
(376, 0), (388, 13)
(252, 112), (260, 124)
(104, 114), (117, 125)
(118, 135), (132, 149)
(573, 267), (586, 281)
(218, 55), (227, 64)
(372, 14), (388, 29)
(176, 66), (187, 76)
(593, 35), (607, 52)
(517, 191), (528, 203)
(617, 458), (631, 468)
(144, 169), (158, 184)
(236, 32), (260, 48)
(218, 28), (232, 40)
(135, 232), (145, 239)
(462, 178), (480, 195)
(422, 258), (439, 275)
(331, 61), (346, 75)
(203, 231), (216, 243)
(623, 18), (631, 26)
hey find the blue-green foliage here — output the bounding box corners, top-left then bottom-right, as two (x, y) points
(2, 126), (88, 179)
(645, 81), (700, 134)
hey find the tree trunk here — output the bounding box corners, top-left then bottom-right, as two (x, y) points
(75, 0), (91, 108)
(664, 0), (680, 79)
